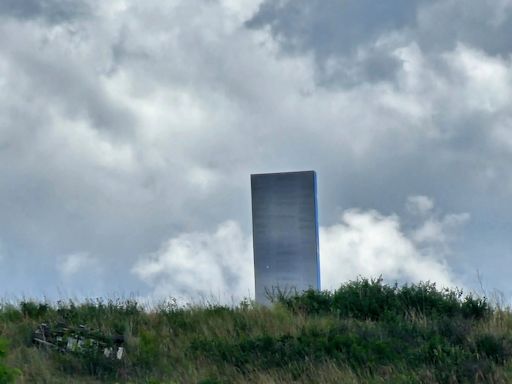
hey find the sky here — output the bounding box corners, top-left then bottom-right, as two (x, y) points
(1, 0), (512, 304)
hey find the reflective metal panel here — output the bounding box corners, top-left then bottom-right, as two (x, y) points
(251, 171), (320, 305)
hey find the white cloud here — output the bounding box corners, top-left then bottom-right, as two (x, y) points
(411, 213), (470, 245)
(320, 198), (468, 291)
(132, 221), (254, 303)
(444, 44), (512, 113)
(220, 0), (263, 24)
(133, 197), (467, 302)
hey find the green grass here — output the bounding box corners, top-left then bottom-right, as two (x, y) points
(1, 278), (512, 383)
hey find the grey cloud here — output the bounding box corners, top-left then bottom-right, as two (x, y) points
(0, 0), (90, 23)
(315, 46), (401, 87)
(246, 0), (424, 57)
(246, 0), (430, 84)
(415, 0), (512, 56)
(247, 0), (512, 86)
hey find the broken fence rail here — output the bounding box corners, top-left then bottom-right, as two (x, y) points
(32, 323), (125, 360)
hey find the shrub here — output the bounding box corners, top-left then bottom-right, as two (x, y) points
(276, 278), (491, 321)
(331, 278), (398, 320)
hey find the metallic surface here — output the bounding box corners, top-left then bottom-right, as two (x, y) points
(251, 171), (320, 304)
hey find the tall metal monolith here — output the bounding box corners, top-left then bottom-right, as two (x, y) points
(251, 170), (320, 305)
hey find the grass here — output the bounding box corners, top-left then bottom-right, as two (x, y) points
(1, 278), (511, 383)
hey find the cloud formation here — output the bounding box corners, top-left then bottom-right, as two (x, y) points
(1, 0), (512, 299)
(132, 221), (254, 303)
(247, 0), (512, 85)
(320, 197), (468, 291)
(132, 197), (467, 303)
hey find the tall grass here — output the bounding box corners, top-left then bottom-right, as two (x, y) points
(0, 278), (511, 383)
(0, 337), (21, 383)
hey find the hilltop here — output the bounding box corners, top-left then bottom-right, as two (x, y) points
(1, 278), (511, 383)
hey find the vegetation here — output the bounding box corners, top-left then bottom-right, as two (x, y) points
(0, 337), (21, 384)
(1, 278), (512, 383)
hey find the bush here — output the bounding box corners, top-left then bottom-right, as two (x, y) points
(276, 278), (491, 320)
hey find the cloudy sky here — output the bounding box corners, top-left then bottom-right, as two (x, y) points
(1, 0), (512, 303)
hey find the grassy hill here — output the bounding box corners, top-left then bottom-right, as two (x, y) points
(1, 278), (511, 383)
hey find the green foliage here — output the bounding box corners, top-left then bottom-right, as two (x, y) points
(275, 277), (491, 320)
(20, 301), (50, 320)
(0, 306), (22, 323)
(53, 338), (124, 379)
(189, 318), (510, 382)
(0, 279), (508, 383)
(55, 298), (143, 326)
(474, 334), (512, 364)
(0, 338), (21, 384)
(136, 330), (161, 370)
(197, 379), (224, 384)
